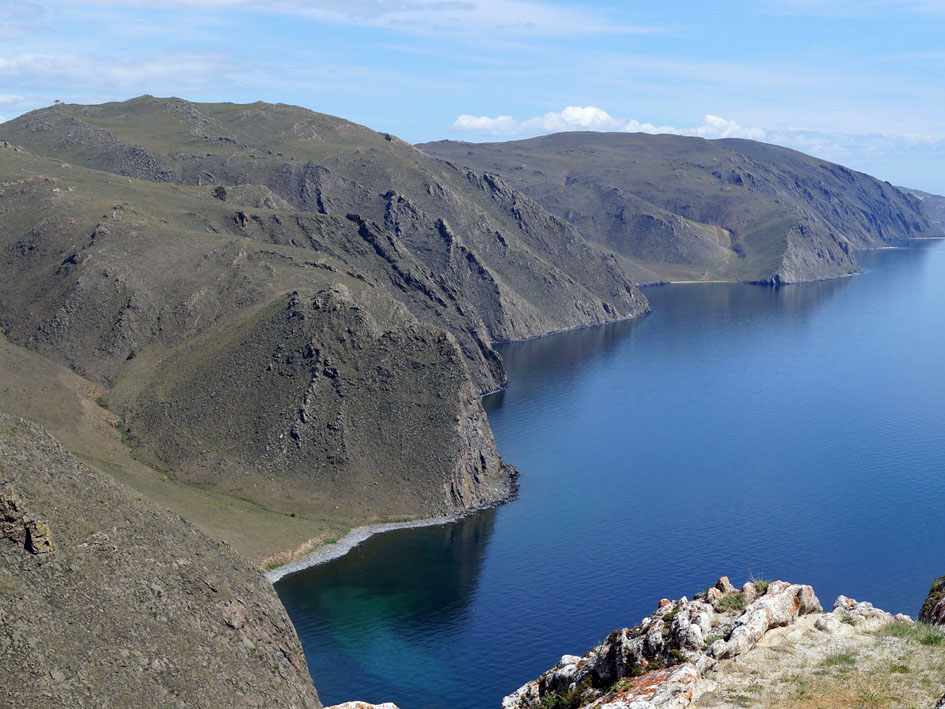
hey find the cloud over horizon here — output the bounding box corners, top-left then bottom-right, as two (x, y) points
(451, 107), (766, 140)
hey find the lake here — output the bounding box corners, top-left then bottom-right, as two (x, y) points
(276, 239), (945, 709)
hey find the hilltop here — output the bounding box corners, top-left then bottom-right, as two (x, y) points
(420, 133), (937, 284)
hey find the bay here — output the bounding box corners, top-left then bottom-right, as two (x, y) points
(277, 239), (945, 709)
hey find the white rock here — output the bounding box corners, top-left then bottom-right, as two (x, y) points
(814, 613), (841, 635)
(711, 583), (821, 659)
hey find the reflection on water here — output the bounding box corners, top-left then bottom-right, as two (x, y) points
(276, 510), (497, 706)
(279, 240), (945, 709)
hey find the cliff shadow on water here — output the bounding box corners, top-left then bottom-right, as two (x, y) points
(275, 509), (498, 706)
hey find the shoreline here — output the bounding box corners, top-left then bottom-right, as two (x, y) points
(264, 514), (461, 583)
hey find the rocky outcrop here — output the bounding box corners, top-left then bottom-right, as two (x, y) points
(130, 288), (517, 518)
(920, 574), (945, 625)
(0, 489), (52, 554)
(502, 577), (945, 709)
(0, 413), (319, 708)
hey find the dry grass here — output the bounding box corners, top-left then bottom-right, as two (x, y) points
(696, 615), (945, 708)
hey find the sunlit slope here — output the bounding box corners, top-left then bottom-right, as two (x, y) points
(420, 132), (934, 284)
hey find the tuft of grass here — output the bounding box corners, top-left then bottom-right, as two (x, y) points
(880, 619), (944, 646)
(821, 651), (857, 667)
(888, 662), (910, 674)
(841, 612), (858, 626)
(717, 592), (748, 613)
(749, 573), (770, 596)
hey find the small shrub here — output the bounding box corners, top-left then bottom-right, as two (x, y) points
(841, 612), (858, 625)
(213, 185), (227, 201)
(888, 662), (910, 673)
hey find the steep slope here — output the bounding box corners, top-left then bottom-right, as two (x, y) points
(0, 143), (513, 555)
(0, 413), (319, 708)
(0, 97), (647, 359)
(898, 185), (945, 225)
(420, 133), (934, 284)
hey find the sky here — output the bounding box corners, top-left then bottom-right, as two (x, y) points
(2, 0), (945, 191)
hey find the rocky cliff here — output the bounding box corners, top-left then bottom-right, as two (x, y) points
(420, 133), (936, 285)
(503, 576), (945, 708)
(0, 413), (319, 708)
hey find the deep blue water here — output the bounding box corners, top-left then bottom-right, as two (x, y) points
(277, 239), (945, 709)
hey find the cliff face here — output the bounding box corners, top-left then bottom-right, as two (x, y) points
(419, 133), (936, 285)
(0, 413), (319, 708)
(502, 577), (945, 709)
(129, 288), (515, 518)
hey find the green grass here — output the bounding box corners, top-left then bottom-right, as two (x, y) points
(717, 592), (748, 612)
(749, 574), (771, 595)
(821, 651), (857, 667)
(880, 620), (944, 646)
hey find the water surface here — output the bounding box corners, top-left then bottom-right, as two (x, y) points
(277, 240), (945, 708)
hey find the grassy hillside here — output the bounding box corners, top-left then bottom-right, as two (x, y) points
(0, 140), (519, 562)
(420, 132), (936, 284)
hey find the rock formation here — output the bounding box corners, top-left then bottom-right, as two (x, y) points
(502, 577), (942, 709)
(920, 574), (945, 626)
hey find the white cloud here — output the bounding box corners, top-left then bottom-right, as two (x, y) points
(0, 94), (25, 104)
(41, 0), (659, 36)
(451, 107), (766, 140)
(0, 52), (236, 91)
(766, 128), (945, 163)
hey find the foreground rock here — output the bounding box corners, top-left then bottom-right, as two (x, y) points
(503, 577), (945, 708)
(0, 414), (319, 708)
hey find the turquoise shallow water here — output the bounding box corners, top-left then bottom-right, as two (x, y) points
(277, 239), (945, 709)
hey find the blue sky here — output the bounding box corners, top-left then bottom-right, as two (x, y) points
(2, 0), (945, 191)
